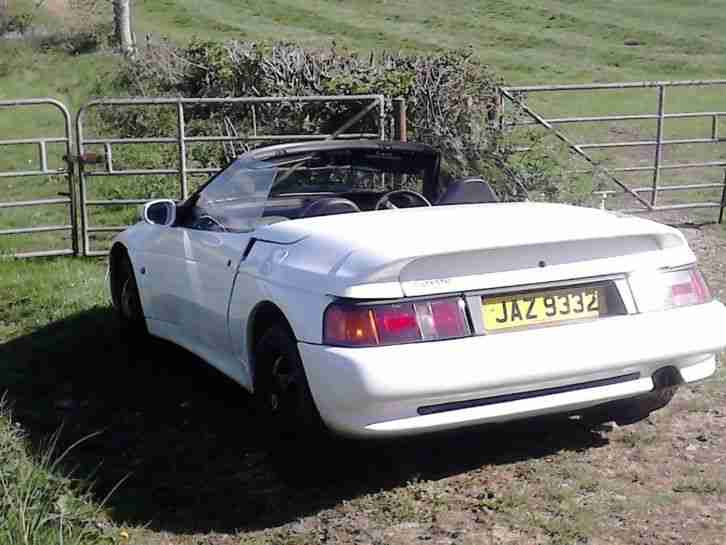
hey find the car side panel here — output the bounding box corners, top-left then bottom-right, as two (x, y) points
(118, 223), (194, 326)
(180, 229), (252, 379)
(227, 240), (333, 389)
(115, 226), (328, 392)
(146, 318), (252, 387)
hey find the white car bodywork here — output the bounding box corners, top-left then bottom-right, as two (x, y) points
(113, 199), (726, 437)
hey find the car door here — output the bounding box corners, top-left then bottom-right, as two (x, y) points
(170, 155), (274, 374)
(135, 214), (252, 379)
(135, 223), (194, 329)
(180, 226), (252, 364)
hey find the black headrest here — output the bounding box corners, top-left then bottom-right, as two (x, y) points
(436, 178), (499, 205)
(298, 197), (361, 218)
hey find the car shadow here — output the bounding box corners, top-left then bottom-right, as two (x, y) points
(1, 307), (610, 535)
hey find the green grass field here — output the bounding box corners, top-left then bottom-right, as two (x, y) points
(132, 0), (726, 84)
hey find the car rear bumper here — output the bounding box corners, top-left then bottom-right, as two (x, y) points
(299, 301), (726, 438)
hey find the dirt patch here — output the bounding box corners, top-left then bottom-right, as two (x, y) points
(44, 0), (70, 18)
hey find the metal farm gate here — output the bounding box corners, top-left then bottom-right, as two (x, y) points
(1, 86), (724, 259)
(0, 99), (78, 258)
(74, 95), (387, 256)
(499, 80), (726, 220)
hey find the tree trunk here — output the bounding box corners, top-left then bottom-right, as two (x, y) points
(113, 0), (134, 56)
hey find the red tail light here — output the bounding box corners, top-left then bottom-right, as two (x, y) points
(631, 265), (712, 312)
(324, 297), (471, 347)
(374, 304), (421, 344)
(428, 299), (469, 338)
(667, 268), (711, 308)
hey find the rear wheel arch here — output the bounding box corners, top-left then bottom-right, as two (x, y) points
(248, 305), (328, 446)
(247, 301), (297, 387)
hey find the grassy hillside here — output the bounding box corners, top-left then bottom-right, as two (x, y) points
(132, 0), (726, 83)
(2, 1), (725, 95)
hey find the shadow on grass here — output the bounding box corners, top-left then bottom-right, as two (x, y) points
(1, 307), (610, 534)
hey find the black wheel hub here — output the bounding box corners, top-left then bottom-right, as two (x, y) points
(269, 355), (298, 418)
(120, 277), (140, 320)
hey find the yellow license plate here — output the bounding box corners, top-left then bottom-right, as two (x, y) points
(482, 286), (606, 331)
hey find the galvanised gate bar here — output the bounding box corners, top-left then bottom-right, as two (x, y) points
(1, 86), (724, 259)
(0, 99), (78, 258)
(499, 80), (726, 219)
(74, 95), (387, 256)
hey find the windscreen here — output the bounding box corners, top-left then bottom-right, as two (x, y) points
(194, 158), (277, 232)
(190, 147), (439, 232)
(268, 149), (432, 195)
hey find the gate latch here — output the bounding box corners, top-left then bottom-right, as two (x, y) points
(65, 153), (106, 165)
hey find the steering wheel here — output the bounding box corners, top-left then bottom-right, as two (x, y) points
(299, 197), (360, 218)
(374, 189), (432, 210)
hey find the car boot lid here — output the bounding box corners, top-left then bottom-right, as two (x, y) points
(254, 202), (694, 298)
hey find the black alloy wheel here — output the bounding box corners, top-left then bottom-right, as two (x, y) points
(254, 325), (327, 445)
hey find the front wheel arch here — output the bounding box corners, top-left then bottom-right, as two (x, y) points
(109, 243), (130, 310)
(109, 242), (147, 338)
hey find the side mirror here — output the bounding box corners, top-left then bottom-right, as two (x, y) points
(142, 199), (176, 226)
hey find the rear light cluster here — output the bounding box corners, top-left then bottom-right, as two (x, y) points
(631, 265), (712, 312)
(663, 267), (711, 308)
(324, 297), (471, 347)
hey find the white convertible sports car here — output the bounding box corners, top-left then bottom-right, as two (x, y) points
(110, 140), (726, 440)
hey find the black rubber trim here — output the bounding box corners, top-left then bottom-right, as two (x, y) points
(417, 372), (641, 416)
(242, 238), (257, 260)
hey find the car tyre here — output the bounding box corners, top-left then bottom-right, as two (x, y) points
(111, 250), (148, 340)
(254, 324), (331, 475)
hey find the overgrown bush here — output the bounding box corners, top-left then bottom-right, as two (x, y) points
(0, 400), (113, 545)
(29, 0), (113, 55)
(38, 22), (112, 55)
(92, 40), (592, 203)
(0, 11), (34, 36)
